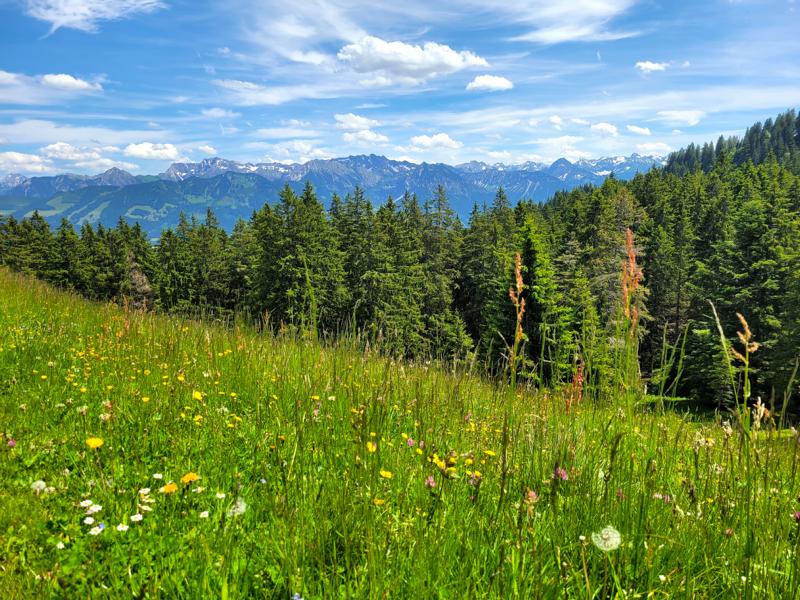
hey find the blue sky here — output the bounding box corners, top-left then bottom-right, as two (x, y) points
(0, 0), (798, 175)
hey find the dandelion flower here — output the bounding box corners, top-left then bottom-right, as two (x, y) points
(591, 525), (622, 552)
(192, 390), (203, 401)
(130, 514), (143, 522)
(180, 472), (201, 485)
(226, 497), (247, 517)
(366, 441), (377, 453)
(379, 469), (393, 479)
(85, 437), (104, 449)
(372, 497), (385, 506)
(31, 480), (47, 494)
(159, 482), (178, 494)
(116, 523), (129, 532)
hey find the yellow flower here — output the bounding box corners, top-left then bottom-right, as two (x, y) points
(180, 472), (201, 484)
(483, 450), (497, 457)
(85, 437), (104, 449)
(372, 497), (385, 506)
(160, 482), (178, 494)
(379, 469), (393, 479)
(177, 374), (185, 382)
(142, 397), (150, 403)
(192, 390), (203, 401)
(366, 441), (377, 453)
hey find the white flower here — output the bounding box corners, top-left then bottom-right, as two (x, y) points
(226, 497), (247, 517)
(56, 541), (65, 550)
(659, 575), (666, 582)
(591, 525), (622, 552)
(79, 499), (93, 508)
(138, 488), (151, 495)
(199, 510), (209, 519)
(31, 480), (47, 494)
(130, 513), (143, 522)
(138, 504), (153, 512)
(192, 486), (205, 493)
(86, 504), (102, 514)
(152, 473), (163, 480)
(116, 523), (129, 532)
(215, 492), (226, 499)
(83, 516), (95, 525)
(89, 526), (103, 535)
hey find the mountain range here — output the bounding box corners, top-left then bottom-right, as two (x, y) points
(0, 153), (665, 237)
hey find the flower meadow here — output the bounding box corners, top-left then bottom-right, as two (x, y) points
(1, 268), (800, 598)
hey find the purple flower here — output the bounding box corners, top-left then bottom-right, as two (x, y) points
(793, 511), (800, 524)
(424, 475), (436, 489)
(407, 438), (415, 447)
(554, 467), (569, 481)
(7, 439), (16, 448)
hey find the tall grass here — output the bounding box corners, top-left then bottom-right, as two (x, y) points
(1, 266), (799, 598)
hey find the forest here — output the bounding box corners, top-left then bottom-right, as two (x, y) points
(1, 110), (799, 409)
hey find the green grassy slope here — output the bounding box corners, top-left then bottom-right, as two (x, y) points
(0, 268), (798, 598)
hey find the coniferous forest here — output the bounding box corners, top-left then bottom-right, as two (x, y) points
(2, 110), (799, 408)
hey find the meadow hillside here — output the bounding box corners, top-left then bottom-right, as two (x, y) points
(1, 268), (799, 598)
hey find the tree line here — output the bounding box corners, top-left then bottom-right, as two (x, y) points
(1, 112), (798, 409)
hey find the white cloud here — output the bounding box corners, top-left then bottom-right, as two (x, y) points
(626, 124), (651, 136)
(74, 157), (138, 171)
(337, 35), (487, 85)
(548, 115), (563, 129)
(590, 122), (618, 136)
(24, 0), (166, 33)
(409, 133), (462, 149)
(41, 141), (101, 161)
(0, 151), (52, 174)
(201, 107), (240, 119)
(635, 61), (669, 74)
(197, 144), (217, 155)
(213, 79), (337, 105)
(466, 74), (514, 92)
(636, 142), (672, 156)
(262, 139), (333, 163)
(656, 110), (705, 126)
(41, 73), (102, 91)
(342, 129), (389, 144)
(334, 113), (379, 130)
(123, 142), (180, 160)
(254, 126), (321, 139)
(570, 118), (590, 125)
(0, 119), (168, 145)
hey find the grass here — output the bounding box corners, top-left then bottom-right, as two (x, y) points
(1, 266), (799, 598)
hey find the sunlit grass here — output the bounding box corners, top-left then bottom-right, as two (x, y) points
(1, 267), (798, 598)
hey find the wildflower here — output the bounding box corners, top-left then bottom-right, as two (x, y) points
(216, 492), (226, 499)
(79, 499), (93, 508)
(372, 497), (385, 506)
(180, 472), (201, 485)
(77, 405), (88, 416)
(152, 473), (163, 480)
(192, 390), (203, 401)
(407, 438), (415, 447)
(468, 471), (481, 486)
(7, 439), (16, 448)
(659, 575), (666, 583)
(525, 489), (539, 505)
(292, 594), (304, 600)
(138, 488), (151, 495)
(86, 504), (102, 515)
(99, 413), (111, 422)
(116, 523), (129, 532)
(31, 480), (47, 494)
(160, 482), (178, 494)
(591, 525), (622, 552)
(366, 441), (377, 453)
(130, 514), (143, 522)
(227, 497), (247, 517)
(554, 467), (569, 481)
(83, 516), (95, 525)
(89, 524), (105, 535)
(192, 486), (205, 493)
(56, 542), (65, 550)
(793, 511), (800, 523)
(424, 475), (436, 489)
(379, 469), (393, 479)
(483, 450), (496, 457)
(142, 397), (150, 403)
(85, 437), (104, 449)
(199, 510), (209, 519)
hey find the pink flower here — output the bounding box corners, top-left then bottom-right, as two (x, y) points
(525, 489), (539, 504)
(7, 439), (16, 448)
(793, 511), (800, 523)
(406, 438), (415, 447)
(424, 475), (436, 489)
(553, 467), (568, 481)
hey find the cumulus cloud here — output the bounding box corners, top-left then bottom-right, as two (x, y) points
(337, 35), (487, 85)
(656, 110), (705, 126)
(466, 74), (514, 92)
(0, 151), (52, 174)
(342, 129), (389, 144)
(123, 142), (180, 160)
(197, 144), (217, 155)
(41, 73), (102, 91)
(41, 141), (101, 161)
(548, 115), (563, 129)
(24, 0), (166, 33)
(201, 107), (240, 119)
(334, 113), (379, 130)
(590, 122), (618, 136)
(635, 61), (668, 74)
(626, 124), (651, 136)
(409, 133), (462, 149)
(636, 142), (672, 156)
